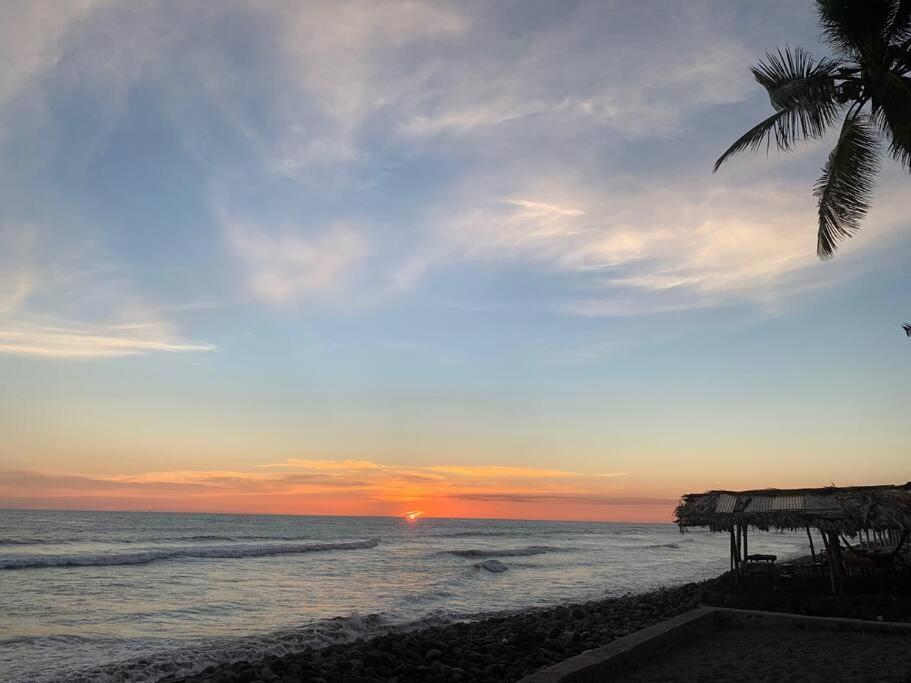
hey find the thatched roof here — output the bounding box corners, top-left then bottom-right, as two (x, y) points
(675, 483), (911, 534)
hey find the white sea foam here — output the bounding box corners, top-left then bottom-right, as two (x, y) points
(11, 613), (393, 683)
(0, 539), (379, 570)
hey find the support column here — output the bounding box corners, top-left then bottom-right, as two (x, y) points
(826, 531), (845, 595)
(806, 527), (816, 564)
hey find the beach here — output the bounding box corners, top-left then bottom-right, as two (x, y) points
(170, 582), (707, 683)
(0, 510), (813, 681)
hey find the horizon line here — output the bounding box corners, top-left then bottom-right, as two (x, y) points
(0, 505), (676, 526)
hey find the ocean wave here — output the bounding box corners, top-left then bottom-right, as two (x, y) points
(0, 539), (379, 570)
(637, 539), (695, 550)
(13, 613), (393, 683)
(475, 559), (509, 573)
(444, 545), (565, 558)
(0, 537), (50, 546)
(0, 533), (331, 546)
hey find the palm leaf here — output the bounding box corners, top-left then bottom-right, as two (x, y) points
(714, 48), (844, 171)
(903, 323), (911, 337)
(890, 0), (911, 40)
(713, 111), (788, 171)
(751, 47), (842, 111)
(814, 112), (880, 258)
(815, 0), (895, 55)
(871, 72), (911, 170)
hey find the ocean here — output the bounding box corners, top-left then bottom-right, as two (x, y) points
(0, 509), (809, 682)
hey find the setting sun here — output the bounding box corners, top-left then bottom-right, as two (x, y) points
(403, 510), (424, 521)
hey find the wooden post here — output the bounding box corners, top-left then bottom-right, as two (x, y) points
(806, 527), (816, 564)
(734, 524), (743, 583)
(826, 531), (845, 595)
(742, 525), (749, 562)
(820, 531), (835, 592)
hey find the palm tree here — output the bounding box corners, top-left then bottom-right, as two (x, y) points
(714, 0), (911, 260)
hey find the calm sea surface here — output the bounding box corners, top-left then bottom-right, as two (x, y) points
(0, 509), (809, 682)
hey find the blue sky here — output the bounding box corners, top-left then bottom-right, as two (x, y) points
(0, 1), (908, 519)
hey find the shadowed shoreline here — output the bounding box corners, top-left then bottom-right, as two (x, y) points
(166, 580), (710, 682)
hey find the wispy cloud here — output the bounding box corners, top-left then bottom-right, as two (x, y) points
(225, 218), (367, 304)
(448, 492), (677, 506)
(0, 323), (214, 358)
(0, 458), (643, 519)
(261, 458), (383, 471)
(412, 172), (910, 316)
(427, 465), (625, 479)
(0, 223), (214, 359)
(2, 0), (906, 349)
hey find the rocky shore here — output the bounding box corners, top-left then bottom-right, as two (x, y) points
(172, 578), (717, 683)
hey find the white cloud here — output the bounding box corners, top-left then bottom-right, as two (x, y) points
(226, 219), (368, 304)
(1, 0), (905, 327)
(0, 323), (214, 358)
(0, 0), (109, 140)
(395, 2), (752, 141)
(411, 171), (909, 315)
(0, 223), (214, 359)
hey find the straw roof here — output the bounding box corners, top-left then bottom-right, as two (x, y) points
(675, 483), (911, 534)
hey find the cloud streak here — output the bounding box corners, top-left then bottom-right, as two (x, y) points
(0, 459), (651, 520)
(0, 219), (214, 359)
(0, 324), (214, 358)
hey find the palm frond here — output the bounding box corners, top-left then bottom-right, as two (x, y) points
(891, 39), (911, 75)
(903, 323), (911, 337)
(751, 47), (843, 111)
(713, 111), (788, 172)
(814, 112), (881, 259)
(816, 0), (895, 55)
(714, 48), (845, 171)
(871, 72), (911, 170)
(890, 0), (911, 41)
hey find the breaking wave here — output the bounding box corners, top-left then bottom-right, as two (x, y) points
(0, 539), (380, 570)
(15, 613), (393, 683)
(475, 559), (510, 573)
(444, 545), (565, 558)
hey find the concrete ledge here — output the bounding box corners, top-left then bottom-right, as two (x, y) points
(520, 607), (911, 682)
(520, 607), (720, 682)
(715, 607), (911, 635)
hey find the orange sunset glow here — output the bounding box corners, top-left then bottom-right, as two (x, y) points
(0, 460), (684, 522)
(3, 456), (891, 522)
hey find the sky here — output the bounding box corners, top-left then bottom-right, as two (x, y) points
(0, 0), (908, 522)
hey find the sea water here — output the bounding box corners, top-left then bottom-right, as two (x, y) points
(0, 509), (810, 682)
